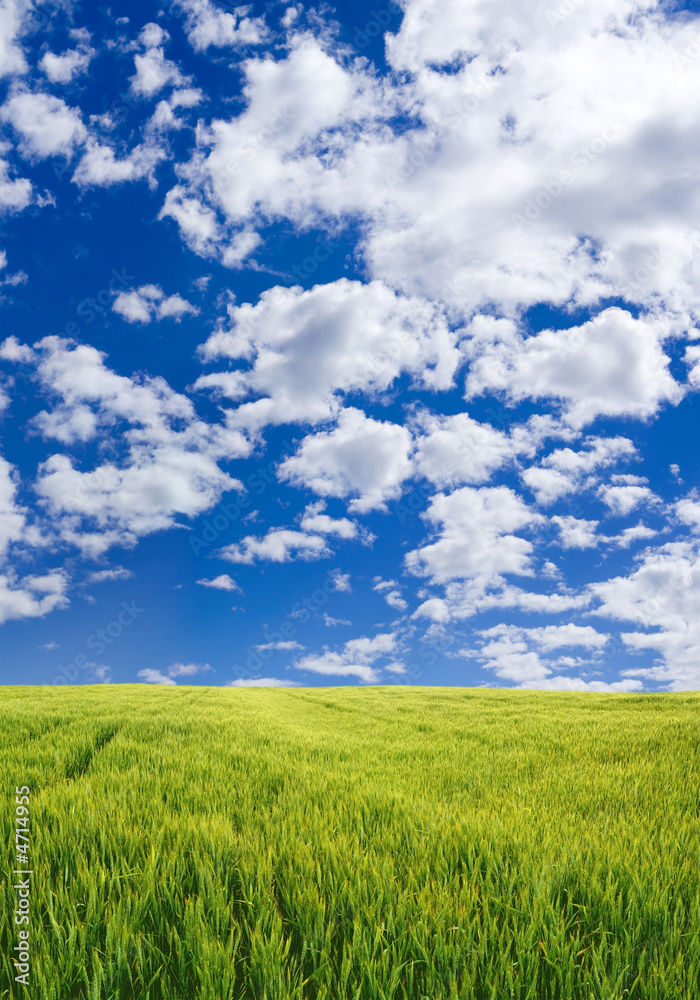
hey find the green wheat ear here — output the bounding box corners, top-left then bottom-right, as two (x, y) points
(0, 684), (698, 999)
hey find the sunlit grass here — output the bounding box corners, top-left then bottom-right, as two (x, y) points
(1, 685), (699, 999)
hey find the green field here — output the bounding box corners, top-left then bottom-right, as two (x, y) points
(1, 686), (699, 1000)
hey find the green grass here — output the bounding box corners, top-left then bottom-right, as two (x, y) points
(1, 686), (699, 1000)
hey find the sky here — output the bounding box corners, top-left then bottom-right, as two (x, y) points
(1, 0), (700, 692)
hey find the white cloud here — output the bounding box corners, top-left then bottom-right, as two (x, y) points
(196, 573), (241, 592)
(40, 42), (94, 84)
(552, 515), (600, 550)
(373, 578), (408, 610)
(384, 590), (408, 611)
(412, 409), (515, 488)
(459, 622), (630, 689)
(196, 280), (458, 433)
(465, 310), (682, 429)
(254, 640), (303, 652)
(524, 624), (609, 651)
(1, 91), (86, 160)
(72, 140), (166, 189)
(170, 36), (374, 231)
(609, 523), (657, 549)
(174, 0), (267, 51)
(30, 338), (247, 552)
(217, 528), (329, 564)
(130, 23), (188, 98)
(158, 186), (220, 255)
(0, 453), (26, 559)
(40, 640), (58, 650)
(323, 612), (351, 626)
(0, 335), (32, 362)
(138, 668), (176, 685)
(279, 408), (413, 513)
(138, 661), (211, 684)
(112, 285), (200, 323)
(522, 436), (637, 504)
(405, 486), (543, 586)
(163, 5), (700, 330)
(0, 0), (30, 79)
(298, 501), (358, 539)
(170, 87), (204, 109)
(227, 676), (301, 687)
(294, 631), (398, 683)
(0, 156), (31, 212)
(591, 538), (700, 690)
(86, 566), (132, 583)
(598, 483), (657, 516)
(0, 570), (68, 626)
(167, 662), (212, 677)
(329, 569), (351, 592)
(676, 495), (700, 533)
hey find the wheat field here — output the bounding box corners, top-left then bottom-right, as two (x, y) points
(1, 685), (699, 999)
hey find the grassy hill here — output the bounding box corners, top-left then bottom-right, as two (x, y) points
(1, 686), (699, 999)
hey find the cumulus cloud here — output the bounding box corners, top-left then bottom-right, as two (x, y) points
(196, 280), (459, 434)
(130, 23), (188, 98)
(598, 482), (657, 516)
(412, 409), (515, 488)
(137, 668), (176, 685)
(373, 578), (408, 611)
(216, 528), (329, 565)
(0, 156), (31, 212)
(329, 569), (351, 592)
(0, 571), (68, 626)
(1, 91), (86, 159)
(465, 310), (682, 429)
(138, 661), (212, 684)
(406, 486), (543, 586)
(279, 408), (413, 513)
(459, 622), (638, 689)
(552, 515), (601, 550)
(40, 39), (94, 83)
(72, 140), (166, 188)
(196, 573), (241, 592)
(227, 676), (301, 687)
(522, 436), (637, 505)
(86, 566), (132, 583)
(174, 0), (267, 52)
(0, 453), (26, 559)
(163, 4), (700, 328)
(112, 285), (200, 323)
(30, 338), (247, 553)
(254, 640), (303, 652)
(294, 632), (398, 683)
(591, 539), (700, 690)
(0, 0), (30, 79)
(298, 501), (359, 539)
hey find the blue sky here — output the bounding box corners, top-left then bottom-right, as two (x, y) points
(1, 0), (700, 691)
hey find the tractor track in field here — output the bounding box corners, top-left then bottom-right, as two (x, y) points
(64, 724), (121, 781)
